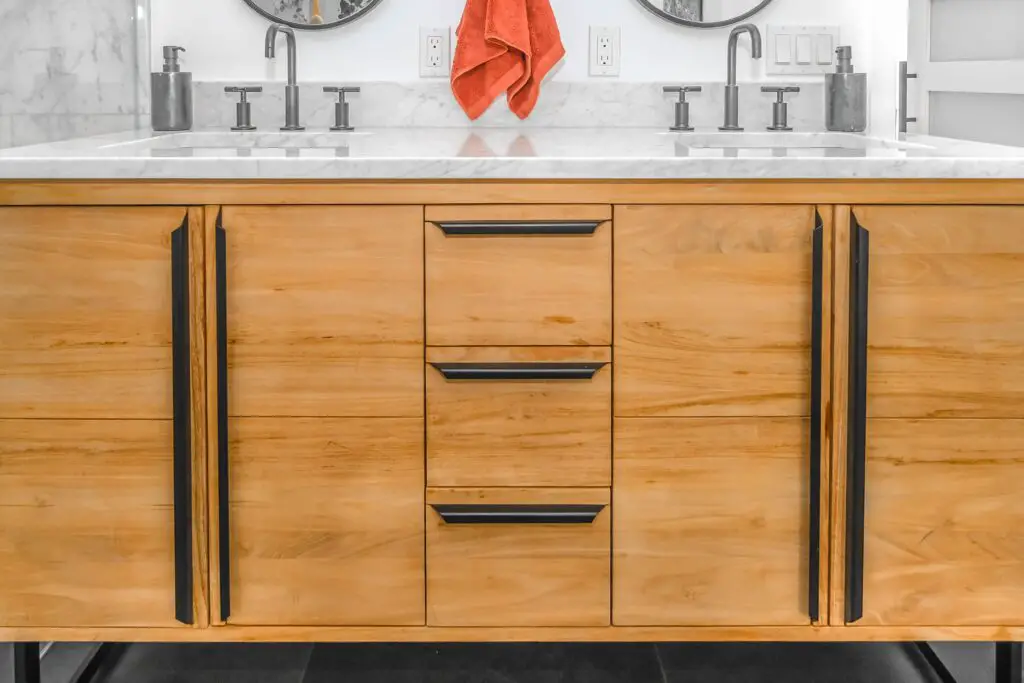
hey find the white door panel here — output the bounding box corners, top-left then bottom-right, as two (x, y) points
(908, 0), (1024, 143)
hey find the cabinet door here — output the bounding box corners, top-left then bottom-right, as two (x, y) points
(0, 207), (199, 628)
(216, 206), (425, 626)
(845, 206), (1024, 626)
(613, 205), (825, 626)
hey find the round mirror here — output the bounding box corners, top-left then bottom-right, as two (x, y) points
(243, 0), (384, 30)
(636, 0), (775, 28)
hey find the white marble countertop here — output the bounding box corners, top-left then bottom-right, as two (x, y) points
(1, 127), (1022, 180)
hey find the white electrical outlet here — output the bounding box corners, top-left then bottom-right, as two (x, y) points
(589, 26), (620, 77)
(420, 26), (451, 78)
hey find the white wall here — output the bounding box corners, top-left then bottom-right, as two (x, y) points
(151, 0), (907, 132)
(153, 0), (873, 82)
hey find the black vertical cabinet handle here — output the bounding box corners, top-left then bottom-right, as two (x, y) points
(170, 214), (194, 625)
(431, 220), (603, 236)
(846, 212), (870, 624)
(215, 212), (231, 622)
(808, 212), (824, 622)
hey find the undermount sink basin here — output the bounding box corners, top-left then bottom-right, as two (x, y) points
(100, 131), (372, 151)
(661, 132), (927, 151)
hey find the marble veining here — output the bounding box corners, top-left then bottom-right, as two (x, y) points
(0, 0), (147, 148)
(193, 81), (827, 132)
(1, 127), (1022, 179)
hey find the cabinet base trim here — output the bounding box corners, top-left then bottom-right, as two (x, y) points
(3, 626), (1023, 643)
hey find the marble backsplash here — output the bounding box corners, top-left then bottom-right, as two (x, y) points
(0, 0), (148, 148)
(192, 81), (828, 132)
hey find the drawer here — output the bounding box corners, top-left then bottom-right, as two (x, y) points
(427, 347), (611, 487)
(425, 205), (612, 346)
(426, 487), (611, 627)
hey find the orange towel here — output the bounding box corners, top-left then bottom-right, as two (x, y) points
(451, 0), (565, 120)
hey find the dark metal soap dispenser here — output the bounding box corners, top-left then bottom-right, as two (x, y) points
(152, 46), (193, 132)
(825, 46), (867, 133)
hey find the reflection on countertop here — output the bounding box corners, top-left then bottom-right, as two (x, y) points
(0, 128), (1022, 180)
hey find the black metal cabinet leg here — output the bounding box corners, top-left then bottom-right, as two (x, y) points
(13, 643), (41, 683)
(914, 643), (958, 683)
(997, 643), (1022, 683)
(71, 643), (128, 683)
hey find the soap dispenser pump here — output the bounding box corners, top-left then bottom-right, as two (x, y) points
(825, 46), (867, 132)
(151, 46), (193, 132)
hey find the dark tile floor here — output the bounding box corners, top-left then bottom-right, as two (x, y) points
(0, 641), (1006, 683)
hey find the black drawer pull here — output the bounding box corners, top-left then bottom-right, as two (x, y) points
(170, 214), (193, 626)
(431, 362), (606, 381)
(432, 504), (605, 525)
(846, 211), (870, 625)
(433, 221), (602, 236)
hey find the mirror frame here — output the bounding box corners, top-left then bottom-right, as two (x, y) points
(242, 0), (384, 31)
(634, 0), (775, 28)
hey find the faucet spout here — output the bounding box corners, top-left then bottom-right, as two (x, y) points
(265, 23), (304, 131)
(721, 23), (763, 131)
(726, 23), (763, 86)
(265, 23), (297, 85)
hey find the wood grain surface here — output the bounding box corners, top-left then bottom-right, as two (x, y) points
(614, 418), (811, 626)
(615, 205), (816, 417)
(0, 420), (183, 628)
(227, 417), (425, 626)
(858, 418), (1024, 627)
(426, 347), (611, 487)
(222, 206), (424, 418)
(856, 206), (1024, 418)
(0, 207), (186, 419)
(427, 487), (611, 627)
(426, 206), (612, 346)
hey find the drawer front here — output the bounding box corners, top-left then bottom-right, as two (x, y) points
(427, 347), (611, 487)
(426, 488), (611, 627)
(426, 205), (612, 346)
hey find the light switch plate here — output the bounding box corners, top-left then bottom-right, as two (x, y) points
(420, 26), (451, 78)
(767, 25), (841, 75)
(589, 26), (620, 77)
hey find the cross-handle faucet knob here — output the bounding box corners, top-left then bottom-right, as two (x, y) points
(324, 86), (361, 132)
(663, 86), (702, 132)
(225, 86), (263, 131)
(761, 85), (801, 132)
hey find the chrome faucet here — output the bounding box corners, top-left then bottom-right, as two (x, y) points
(265, 23), (304, 131)
(721, 23), (763, 131)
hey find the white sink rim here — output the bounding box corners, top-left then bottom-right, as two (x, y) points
(659, 131), (933, 151)
(99, 130), (373, 150)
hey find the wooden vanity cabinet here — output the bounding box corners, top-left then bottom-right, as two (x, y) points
(0, 207), (204, 628)
(840, 206), (1024, 627)
(213, 206), (426, 626)
(5, 180), (1024, 644)
(613, 205), (828, 626)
